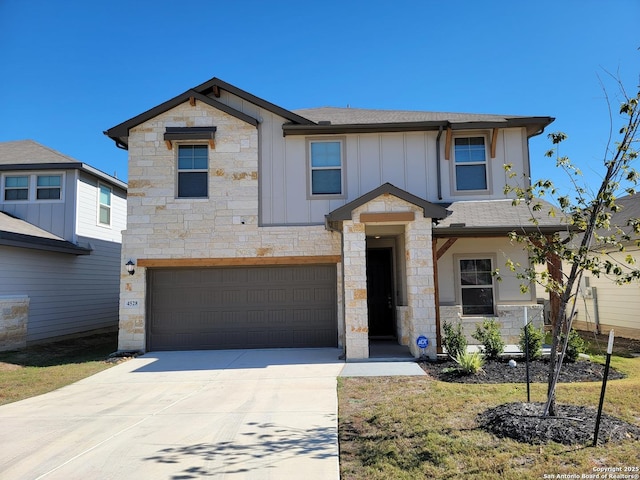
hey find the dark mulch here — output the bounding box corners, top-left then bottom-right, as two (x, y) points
(419, 357), (625, 384)
(478, 402), (640, 445)
(419, 357), (638, 445)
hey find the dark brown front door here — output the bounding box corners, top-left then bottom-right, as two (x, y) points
(366, 248), (395, 337)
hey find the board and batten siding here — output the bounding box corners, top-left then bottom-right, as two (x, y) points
(75, 172), (127, 243)
(572, 251), (640, 340)
(0, 171), (76, 241)
(0, 237), (120, 343)
(436, 237), (536, 306)
(206, 89), (532, 226)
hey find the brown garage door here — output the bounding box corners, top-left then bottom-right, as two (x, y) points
(147, 265), (337, 351)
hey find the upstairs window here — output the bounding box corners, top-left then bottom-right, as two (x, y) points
(309, 140), (343, 196)
(36, 175), (62, 200)
(454, 137), (488, 191)
(459, 258), (495, 315)
(177, 145), (208, 198)
(99, 184), (112, 226)
(4, 176), (29, 200)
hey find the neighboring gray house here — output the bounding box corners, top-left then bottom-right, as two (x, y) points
(0, 140), (127, 350)
(572, 193), (640, 340)
(105, 77), (565, 360)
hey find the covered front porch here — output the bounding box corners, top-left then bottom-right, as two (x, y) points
(327, 183), (448, 361)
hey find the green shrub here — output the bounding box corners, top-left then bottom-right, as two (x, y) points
(454, 351), (485, 375)
(562, 329), (586, 363)
(519, 323), (544, 360)
(471, 319), (505, 360)
(442, 320), (468, 359)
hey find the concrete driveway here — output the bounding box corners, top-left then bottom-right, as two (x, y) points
(0, 349), (425, 479)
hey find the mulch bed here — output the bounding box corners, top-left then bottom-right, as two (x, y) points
(419, 357), (625, 384)
(419, 357), (639, 445)
(478, 402), (640, 445)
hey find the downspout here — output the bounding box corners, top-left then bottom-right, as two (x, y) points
(436, 126), (443, 201)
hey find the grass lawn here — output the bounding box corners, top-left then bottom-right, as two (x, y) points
(338, 355), (640, 479)
(0, 331), (118, 406)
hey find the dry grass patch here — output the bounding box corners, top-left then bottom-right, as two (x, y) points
(338, 357), (640, 479)
(0, 332), (118, 406)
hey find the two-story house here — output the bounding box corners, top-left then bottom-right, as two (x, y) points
(0, 140), (127, 351)
(106, 77), (564, 360)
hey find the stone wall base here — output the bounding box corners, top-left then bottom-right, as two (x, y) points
(439, 304), (544, 348)
(0, 296), (29, 352)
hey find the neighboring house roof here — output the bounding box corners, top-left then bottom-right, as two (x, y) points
(0, 211), (91, 255)
(104, 77), (554, 148)
(603, 194), (640, 239)
(0, 140), (127, 190)
(569, 193), (640, 248)
(326, 183), (449, 222)
(434, 199), (569, 237)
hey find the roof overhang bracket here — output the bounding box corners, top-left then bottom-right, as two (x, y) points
(444, 127), (452, 160)
(490, 128), (499, 158)
(436, 237), (457, 260)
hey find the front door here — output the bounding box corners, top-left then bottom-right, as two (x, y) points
(366, 248), (395, 337)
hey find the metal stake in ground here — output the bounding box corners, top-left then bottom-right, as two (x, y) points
(524, 307), (531, 403)
(593, 329), (615, 446)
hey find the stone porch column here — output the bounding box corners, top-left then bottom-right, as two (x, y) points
(342, 219), (368, 359)
(405, 217), (438, 358)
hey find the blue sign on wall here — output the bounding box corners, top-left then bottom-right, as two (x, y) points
(416, 335), (429, 349)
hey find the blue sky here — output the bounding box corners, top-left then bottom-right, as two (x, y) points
(1, 0), (638, 196)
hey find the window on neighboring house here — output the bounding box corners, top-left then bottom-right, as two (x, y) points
(177, 145), (208, 198)
(309, 140), (343, 196)
(4, 176), (29, 200)
(99, 184), (112, 226)
(454, 136), (488, 191)
(36, 175), (62, 200)
(459, 258), (495, 315)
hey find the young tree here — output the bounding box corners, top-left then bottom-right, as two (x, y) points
(504, 78), (639, 416)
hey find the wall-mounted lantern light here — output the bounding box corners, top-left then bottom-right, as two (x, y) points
(126, 260), (136, 275)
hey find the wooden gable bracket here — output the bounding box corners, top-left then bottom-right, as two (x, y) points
(490, 128), (499, 159)
(189, 96), (196, 107)
(436, 237), (458, 260)
(444, 127), (452, 161)
(212, 85), (221, 97)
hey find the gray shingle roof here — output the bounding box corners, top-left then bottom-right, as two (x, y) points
(0, 140), (127, 190)
(434, 199), (568, 235)
(0, 140), (79, 166)
(292, 107), (528, 125)
(0, 211), (64, 240)
(0, 212), (91, 254)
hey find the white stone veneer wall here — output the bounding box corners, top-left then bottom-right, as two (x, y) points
(118, 101), (342, 351)
(0, 296), (29, 351)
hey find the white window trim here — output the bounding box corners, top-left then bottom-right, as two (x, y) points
(306, 137), (346, 200)
(454, 253), (497, 317)
(1, 172), (65, 203)
(450, 133), (492, 195)
(97, 182), (112, 227)
(175, 143), (210, 200)
(2, 174), (30, 203)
